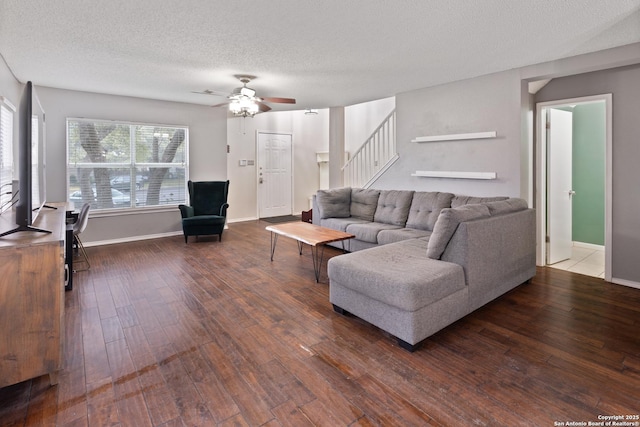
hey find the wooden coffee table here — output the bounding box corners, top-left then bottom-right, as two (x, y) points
(266, 221), (354, 282)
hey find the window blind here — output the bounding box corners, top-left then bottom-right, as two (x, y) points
(0, 103), (14, 212)
(67, 118), (188, 211)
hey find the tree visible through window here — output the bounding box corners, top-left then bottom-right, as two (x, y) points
(67, 119), (188, 210)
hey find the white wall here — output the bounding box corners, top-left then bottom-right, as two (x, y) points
(36, 87), (228, 244)
(345, 96), (395, 155)
(226, 109), (329, 221)
(224, 96), (395, 215)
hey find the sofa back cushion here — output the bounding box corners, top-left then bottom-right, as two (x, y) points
(451, 195), (508, 208)
(316, 187), (351, 219)
(406, 191), (455, 231)
(427, 204), (491, 260)
(350, 188), (381, 221)
(374, 190), (415, 226)
(483, 198), (528, 215)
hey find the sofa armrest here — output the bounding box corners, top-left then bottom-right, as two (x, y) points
(441, 208), (536, 310)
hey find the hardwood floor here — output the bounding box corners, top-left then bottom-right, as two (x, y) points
(1, 219), (639, 426)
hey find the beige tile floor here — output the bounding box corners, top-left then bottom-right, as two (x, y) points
(547, 244), (605, 278)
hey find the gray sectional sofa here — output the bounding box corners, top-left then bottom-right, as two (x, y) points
(312, 187), (536, 351)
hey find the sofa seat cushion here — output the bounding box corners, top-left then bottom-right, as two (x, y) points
(317, 187), (351, 218)
(319, 217), (369, 232)
(377, 228), (432, 245)
(182, 215), (226, 226)
(328, 240), (465, 312)
(350, 188), (381, 221)
(345, 222), (402, 244)
(374, 190), (414, 226)
(406, 191), (455, 231)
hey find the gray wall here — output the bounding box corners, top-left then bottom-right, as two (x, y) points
(536, 64), (640, 284)
(377, 69), (524, 198)
(374, 43), (640, 285)
(36, 87), (228, 244)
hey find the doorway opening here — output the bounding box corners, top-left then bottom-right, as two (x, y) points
(535, 94), (612, 280)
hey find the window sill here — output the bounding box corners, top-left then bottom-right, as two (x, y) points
(86, 205), (181, 218)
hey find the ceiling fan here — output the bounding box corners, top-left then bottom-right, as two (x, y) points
(193, 75), (296, 117)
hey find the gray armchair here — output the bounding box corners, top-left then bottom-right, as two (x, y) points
(178, 180), (229, 243)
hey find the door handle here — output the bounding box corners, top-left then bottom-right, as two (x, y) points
(568, 190), (576, 198)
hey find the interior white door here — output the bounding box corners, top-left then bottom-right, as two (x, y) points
(257, 132), (292, 218)
(547, 108), (574, 264)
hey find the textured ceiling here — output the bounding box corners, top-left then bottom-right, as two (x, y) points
(1, 0), (640, 111)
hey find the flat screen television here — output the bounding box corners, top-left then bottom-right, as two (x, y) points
(0, 81), (49, 237)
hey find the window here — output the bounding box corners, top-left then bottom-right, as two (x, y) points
(0, 99), (15, 213)
(67, 118), (188, 211)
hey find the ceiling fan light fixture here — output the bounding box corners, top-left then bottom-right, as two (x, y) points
(240, 86), (256, 97)
(200, 75), (294, 117)
(229, 96), (259, 117)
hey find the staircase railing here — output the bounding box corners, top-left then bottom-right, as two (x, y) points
(342, 109), (398, 188)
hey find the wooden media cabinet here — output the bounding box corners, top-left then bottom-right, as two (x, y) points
(0, 204), (67, 388)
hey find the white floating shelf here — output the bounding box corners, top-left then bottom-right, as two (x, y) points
(411, 171), (497, 180)
(411, 131), (496, 143)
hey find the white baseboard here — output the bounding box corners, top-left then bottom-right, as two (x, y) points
(228, 216), (258, 223)
(611, 277), (640, 290)
(573, 241), (604, 251)
(85, 219), (247, 247)
(84, 231), (183, 247)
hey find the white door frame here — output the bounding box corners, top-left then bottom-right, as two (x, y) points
(256, 130), (294, 218)
(535, 94), (612, 281)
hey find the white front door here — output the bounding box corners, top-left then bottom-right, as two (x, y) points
(547, 108), (574, 265)
(257, 132), (292, 218)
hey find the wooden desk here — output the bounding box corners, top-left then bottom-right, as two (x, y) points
(0, 204), (66, 388)
(266, 221), (354, 282)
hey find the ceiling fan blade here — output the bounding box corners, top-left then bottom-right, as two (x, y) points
(211, 101), (229, 108)
(192, 89), (228, 97)
(261, 97), (296, 104)
(257, 102), (272, 113)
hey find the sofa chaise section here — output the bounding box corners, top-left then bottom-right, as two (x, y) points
(328, 238), (468, 351)
(328, 197), (536, 351)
